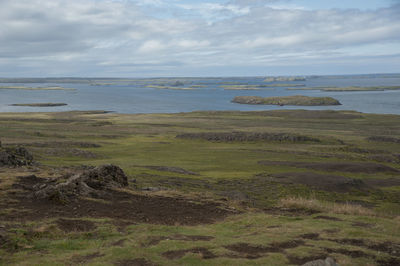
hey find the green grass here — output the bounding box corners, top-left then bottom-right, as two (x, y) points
(0, 109), (399, 265)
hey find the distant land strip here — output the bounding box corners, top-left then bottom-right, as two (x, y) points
(287, 86), (400, 91)
(10, 103), (68, 107)
(0, 86), (75, 91)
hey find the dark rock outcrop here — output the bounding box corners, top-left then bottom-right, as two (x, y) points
(0, 146), (33, 167)
(32, 164), (128, 203)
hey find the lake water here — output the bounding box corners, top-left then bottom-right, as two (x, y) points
(1, 75), (400, 115)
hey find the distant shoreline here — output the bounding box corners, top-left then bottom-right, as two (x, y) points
(10, 103), (68, 107)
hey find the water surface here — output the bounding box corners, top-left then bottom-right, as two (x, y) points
(0, 75), (399, 114)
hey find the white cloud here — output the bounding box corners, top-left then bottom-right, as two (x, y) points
(0, 0), (399, 76)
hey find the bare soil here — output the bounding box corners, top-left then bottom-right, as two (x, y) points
(377, 257), (400, 266)
(324, 247), (369, 258)
(71, 252), (104, 264)
(364, 178), (400, 187)
(56, 218), (96, 232)
(176, 132), (320, 143)
(314, 216), (343, 221)
(224, 239), (305, 257)
(299, 233), (320, 240)
(268, 172), (365, 192)
(143, 234), (214, 247)
(162, 247), (217, 260)
(259, 160), (399, 174)
(328, 238), (400, 257)
(142, 165), (199, 176)
(286, 254), (329, 265)
(114, 258), (157, 266)
(4, 173), (233, 225)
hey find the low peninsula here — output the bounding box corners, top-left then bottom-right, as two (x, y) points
(264, 76), (306, 82)
(287, 86), (400, 92)
(221, 84), (304, 90)
(232, 95), (341, 106)
(10, 103), (68, 107)
(0, 86), (75, 91)
(146, 85), (195, 90)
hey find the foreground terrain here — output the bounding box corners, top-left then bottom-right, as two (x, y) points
(0, 110), (399, 265)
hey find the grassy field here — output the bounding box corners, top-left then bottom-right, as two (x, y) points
(0, 110), (399, 265)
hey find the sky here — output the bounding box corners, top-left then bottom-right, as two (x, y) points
(0, 0), (399, 77)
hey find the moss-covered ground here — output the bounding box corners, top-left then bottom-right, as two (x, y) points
(0, 109), (399, 265)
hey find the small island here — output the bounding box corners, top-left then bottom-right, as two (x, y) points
(232, 95), (341, 106)
(10, 103), (68, 107)
(146, 85), (195, 90)
(264, 76), (306, 82)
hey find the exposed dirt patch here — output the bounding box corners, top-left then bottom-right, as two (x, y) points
(56, 218), (96, 232)
(286, 254), (329, 265)
(364, 178), (400, 187)
(143, 234), (214, 247)
(162, 247), (217, 260)
(114, 258), (157, 266)
(15, 174), (46, 189)
(314, 216), (343, 221)
(17, 141), (101, 148)
(376, 257), (400, 266)
(176, 132), (320, 143)
(272, 240), (305, 250)
(323, 228), (341, 234)
(110, 239), (126, 247)
(299, 233), (320, 240)
(4, 164), (234, 226)
(367, 136), (400, 144)
(224, 243), (271, 255)
(267, 225), (281, 229)
(224, 240), (305, 257)
(259, 160), (399, 174)
(328, 238), (400, 257)
(324, 247), (370, 258)
(268, 172), (365, 192)
(351, 222), (374, 228)
(71, 252), (104, 264)
(7, 182), (233, 225)
(142, 166), (199, 176)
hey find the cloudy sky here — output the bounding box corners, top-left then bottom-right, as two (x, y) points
(0, 0), (399, 77)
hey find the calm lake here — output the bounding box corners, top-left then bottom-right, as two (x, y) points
(1, 75), (400, 114)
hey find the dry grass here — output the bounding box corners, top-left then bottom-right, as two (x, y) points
(279, 196), (376, 217)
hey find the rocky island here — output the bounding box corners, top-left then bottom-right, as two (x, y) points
(232, 95), (341, 106)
